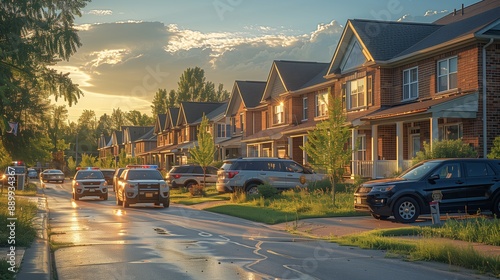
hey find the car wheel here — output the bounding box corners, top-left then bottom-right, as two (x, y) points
(116, 191), (123, 206)
(245, 183), (260, 195)
(371, 213), (389, 220)
(393, 197), (420, 223)
(122, 193), (129, 208)
(185, 181), (196, 190)
(163, 198), (170, 208)
(493, 196), (500, 218)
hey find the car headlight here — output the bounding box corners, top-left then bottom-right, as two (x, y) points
(371, 185), (395, 192)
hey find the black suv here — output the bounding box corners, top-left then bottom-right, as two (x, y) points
(166, 164), (218, 189)
(354, 158), (500, 223)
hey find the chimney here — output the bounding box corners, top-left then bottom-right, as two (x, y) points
(454, 8), (457, 16)
(462, 4), (464, 15)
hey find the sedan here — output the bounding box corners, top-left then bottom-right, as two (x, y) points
(28, 168), (38, 179)
(40, 169), (65, 183)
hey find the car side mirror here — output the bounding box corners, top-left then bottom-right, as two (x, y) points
(428, 174), (440, 181)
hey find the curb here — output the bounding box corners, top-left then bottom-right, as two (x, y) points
(16, 189), (51, 280)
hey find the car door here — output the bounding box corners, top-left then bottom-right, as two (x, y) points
(281, 160), (309, 189)
(464, 161), (500, 212)
(424, 161), (468, 213)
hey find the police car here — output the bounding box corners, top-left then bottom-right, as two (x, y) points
(72, 167), (108, 201)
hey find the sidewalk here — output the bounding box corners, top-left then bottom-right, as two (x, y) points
(15, 189), (51, 280)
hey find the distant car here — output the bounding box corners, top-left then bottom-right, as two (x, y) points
(115, 165), (169, 208)
(166, 164), (218, 189)
(28, 168), (38, 179)
(40, 169), (65, 183)
(72, 168), (108, 201)
(216, 157), (327, 194)
(354, 158), (500, 223)
(112, 168), (126, 191)
(100, 169), (115, 186)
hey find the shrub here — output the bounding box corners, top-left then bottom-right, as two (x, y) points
(189, 184), (206, 197)
(488, 136), (500, 159)
(257, 184), (280, 199)
(412, 139), (477, 164)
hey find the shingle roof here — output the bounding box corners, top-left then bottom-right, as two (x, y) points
(349, 19), (441, 61)
(194, 103), (228, 123)
(127, 126), (154, 142)
(274, 60), (329, 91)
(135, 127), (156, 142)
(166, 107), (179, 129)
(180, 102), (226, 124)
(236, 81), (266, 108)
(433, 0), (500, 25)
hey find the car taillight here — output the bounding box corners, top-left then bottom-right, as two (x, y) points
(227, 171), (239, 179)
(173, 174), (181, 179)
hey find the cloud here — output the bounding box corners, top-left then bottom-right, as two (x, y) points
(88, 9), (113, 16)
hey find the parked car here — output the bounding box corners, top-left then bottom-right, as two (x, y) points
(72, 167), (108, 200)
(354, 158), (500, 223)
(166, 164), (218, 189)
(40, 169), (65, 183)
(115, 165), (169, 208)
(100, 169), (115, 186)
(2, 165), (28, 189)
(112, 168), (126, 191)
(28, 168), (38, 179)
(216, 157), (327, 194)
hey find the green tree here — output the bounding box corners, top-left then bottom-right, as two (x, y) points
(111, 108), (130, 131)
(0, 0), (89, 159)
(177, 67), (206, 103)
(67, 156), (77, 176)
(47, 106), (69, 152)
(151, 89), (168, 116)
(412, 139), (477, 164)
(126, 110), (154, 126)
(301, 92), (351, 205)
(487, 136), (500, 159)
(79, 153), (98, 168)
(189, 115), (215, 188)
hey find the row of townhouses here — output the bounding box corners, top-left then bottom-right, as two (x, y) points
(98, 0), (500, 178)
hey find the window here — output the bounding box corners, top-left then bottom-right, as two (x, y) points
(340, 39), (367, 71)
(217, 123), (227, 138)
(231, 117), (236, 133)
(403, 67), (418, 100)
(439, 123), (462, 140)
(346, 78), (366, 109)
(315, 90), (328, 117)
(437, 163), (461, 179)
(465, 162), (495, 177)
(357, 135), (366, 161)
(184, 126), (189, 142)
(273, 103), (284, 124)
(302, 97), (308, 120)
(239, 113), (244, 133)
(437, 57), (457, 92)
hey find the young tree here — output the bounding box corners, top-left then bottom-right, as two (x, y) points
(488, 136), (500, 159)
(301, 92), (351, 206)
(189, 115), (215, 189)
(151, 88), (168, 116)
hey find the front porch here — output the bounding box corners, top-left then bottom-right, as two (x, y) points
(347, 160), (414, 179)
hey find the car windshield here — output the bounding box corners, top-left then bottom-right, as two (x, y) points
(127, 170), (163, 180)
(400, 161), (441, 180)
(75, 171), (104, 180)
(46, 170), (62, 174)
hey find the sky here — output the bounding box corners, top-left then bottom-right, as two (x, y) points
(54, 0), (481, 122)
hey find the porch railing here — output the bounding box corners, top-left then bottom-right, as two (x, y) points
(348, 160), (414, 179)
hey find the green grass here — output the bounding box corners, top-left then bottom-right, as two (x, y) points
(170, 185), (230, 205)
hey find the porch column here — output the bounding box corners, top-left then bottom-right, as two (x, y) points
(371, 124), (378, 179)
(351, 128), (358, 179)
(303, 135), (308, 165)
(396, 122), (404, 173)
(430, 116), (439, 150)
(288, 137), (293, 159)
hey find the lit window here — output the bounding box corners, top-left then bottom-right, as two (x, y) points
(403, 67), (418, 100)
(437, 57), (457, 92)
(315, 90), (328, 117)
(346, 78), (366, 109)
(273, 103), (284, 124)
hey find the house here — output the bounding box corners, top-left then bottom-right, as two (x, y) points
(133, 127), (157, 164)
(122, 126), (154, 158)
(323, 0), (500, 178)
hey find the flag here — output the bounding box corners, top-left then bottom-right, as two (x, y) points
(7, 122), (18, 136)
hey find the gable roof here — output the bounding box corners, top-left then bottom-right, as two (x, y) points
(154, 114), (166, 134)
(124, 126), (154, 143)
(262, 60), (329, 101)
(177, 102), (226, 126)
(165, 107), (179, 129)
(134, 127), (156, 143)
(194, 103), (227, 124)
(225, 80), (266, 117)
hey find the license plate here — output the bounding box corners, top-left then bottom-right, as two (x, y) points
(90, 189), (95, 192)
(145, 193), (153, 198)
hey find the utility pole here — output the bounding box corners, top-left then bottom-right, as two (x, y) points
(75, 133), (78, 166)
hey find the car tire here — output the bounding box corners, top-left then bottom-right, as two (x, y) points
(123, 193), (129, 208)
(245, 183), (260, 195)
(185, 181), (196, 190)
(371, 213), (389, 220)
(163, 198), (170, 208)
(393, 197), (420, 223)
(116, 191), (123, 206)
(493, 195), (500, 218)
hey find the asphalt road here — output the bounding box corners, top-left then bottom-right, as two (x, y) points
(43, 181), (495, 280)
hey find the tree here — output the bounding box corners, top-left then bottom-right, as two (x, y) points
(47, 106), (69, 152)
(412, 139), (477, 164)
(79, 153), (98, 167)
(177, 67), (206, 103)
(488, 136), (500, 159)
(189, 115), (215, 189)
(126, 110), (154, 126)
(111, 108), (130, 131)
(301, 92), (351, 206)
(1, 0), (89, 159)
(151, 89), (168, 116)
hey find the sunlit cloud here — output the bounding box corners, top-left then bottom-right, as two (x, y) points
(88, 9), (113, 16)
(424, 9), (448, 17)
(88, 49), (130, 68)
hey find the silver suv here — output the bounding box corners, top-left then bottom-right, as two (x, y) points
(216, 157), (327, 194)
(166, 164), (218, 189)
(72, 168), (108, 200)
